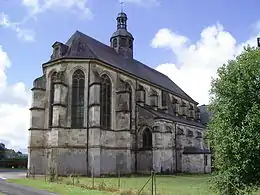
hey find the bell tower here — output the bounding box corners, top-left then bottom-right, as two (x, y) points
(110, 3), (134, 59)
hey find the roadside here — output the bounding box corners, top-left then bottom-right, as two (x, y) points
(0, 169), (59, 195)
(0, 180), (58, 195)
(0, 168), (26, 180)
(8, 178), (110, 195)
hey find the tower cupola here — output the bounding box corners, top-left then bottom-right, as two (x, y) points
(110, 11), (134, 59)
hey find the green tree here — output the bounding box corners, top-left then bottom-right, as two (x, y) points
(207, 46), (260, 194)
(0, 143), (6, 160)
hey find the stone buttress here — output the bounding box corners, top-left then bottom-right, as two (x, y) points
(28, 75), (48, 174)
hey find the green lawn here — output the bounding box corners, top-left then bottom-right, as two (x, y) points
(8, 174), (260, 195)
(77, 174), (213, 195)
(8, 178), (112, 195)
(9, 174), (213, 195)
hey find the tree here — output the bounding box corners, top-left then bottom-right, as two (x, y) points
(0, 143), (6, 160)
(207, 46), (260, 194)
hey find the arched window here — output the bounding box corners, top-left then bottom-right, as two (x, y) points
(142, 128), (152, 149)
(49, 72), (57, 127)
(71, 70), (85, 128)
(100, 75), (112, 129)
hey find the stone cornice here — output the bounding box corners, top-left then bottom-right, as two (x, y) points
(31, 87), (46, 91)
(29, 107), (45, 111)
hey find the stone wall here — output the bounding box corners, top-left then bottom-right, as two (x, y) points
(182, 154), (211, 173)
(29, 59), (211, 176)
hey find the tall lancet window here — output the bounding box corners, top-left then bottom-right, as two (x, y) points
(71, 70), (85, 128)
(49, 72), (57, 127)
(126, 83), (132, 128)
(100, 75), (112, 129)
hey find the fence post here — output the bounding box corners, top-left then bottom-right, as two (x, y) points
(32, 165), (35, 179)
(92, 166), (94, 188)
(73, 169), (75, 185)
(118, 170), (121, 189)
(154, 172), (156, 195)
(151, 170), (154, 195)
(44, 169), (47, 182)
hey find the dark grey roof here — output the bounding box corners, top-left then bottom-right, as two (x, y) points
(45, 31), (197, 104)
(111, 29), (134, 39)
(117, 12), (127, 18)
(138, 104), (204, 128)
(183, 146), (211, 154)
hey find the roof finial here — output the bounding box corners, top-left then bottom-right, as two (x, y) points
(120, 0), (124, 12)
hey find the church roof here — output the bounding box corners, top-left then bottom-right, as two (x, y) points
(138, 105), (205, 128)
(47, 30), (197, 104)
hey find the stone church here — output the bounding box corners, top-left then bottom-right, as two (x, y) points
(28, 11), (211, 176)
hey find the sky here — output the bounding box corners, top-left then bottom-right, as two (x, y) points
(0, 0), (260, 153)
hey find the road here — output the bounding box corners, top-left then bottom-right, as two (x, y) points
(0, 169), (58, 195)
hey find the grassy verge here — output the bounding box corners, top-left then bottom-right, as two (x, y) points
(8, 174), (260, 195)
(8, 178), (111, 195)
(9, 174), (214, 195)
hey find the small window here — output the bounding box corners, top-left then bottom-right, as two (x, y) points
(205, 155), (208, 166)
(142, 128), (152, 149)
(120, 38), (126, 47)
(161, 90), (167, 107)
(113, 39), (117, 48)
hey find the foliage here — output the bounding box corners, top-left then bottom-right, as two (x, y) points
(0, 143), (6, 160)
(0, 157), (28, 168)
(207, 46), (260, 194)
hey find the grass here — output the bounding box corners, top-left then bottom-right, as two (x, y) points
(8, 174), (260, 195)
(9, 174), (214, 195)
(8, 178), (112, 195)
(77, 174), (213, 195)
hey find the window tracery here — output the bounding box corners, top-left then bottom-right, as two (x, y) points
(100, 75), (112, 129)
(71, 69), (85, 128)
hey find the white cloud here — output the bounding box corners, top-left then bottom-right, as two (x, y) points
(122, 0), (159, 6)
(0, 45), (30, 153)
(152, 23), (260, 105)
(0, 0), (92, 41)
(0, 13), (35, 42)
(21, 0), (93, 23)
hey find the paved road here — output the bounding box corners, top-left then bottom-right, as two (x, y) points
(0, 170), (58, 195)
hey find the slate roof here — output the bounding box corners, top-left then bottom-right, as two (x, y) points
(138, 104), (205, 128)
(183, 146), (211, 154)
(45, 30), (197, 104)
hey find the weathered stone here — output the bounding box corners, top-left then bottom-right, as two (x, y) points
(29, 25), (211, 177)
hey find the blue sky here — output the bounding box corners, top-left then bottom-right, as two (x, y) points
(0, 0), (260, 152)
(1, 0), (259, 87)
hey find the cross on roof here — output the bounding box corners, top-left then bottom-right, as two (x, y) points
(120, 0), (124, 12)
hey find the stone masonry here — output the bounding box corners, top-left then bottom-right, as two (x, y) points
(27, 11), (211, 177)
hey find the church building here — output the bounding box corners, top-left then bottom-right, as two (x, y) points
(28, 11), (211, 176)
